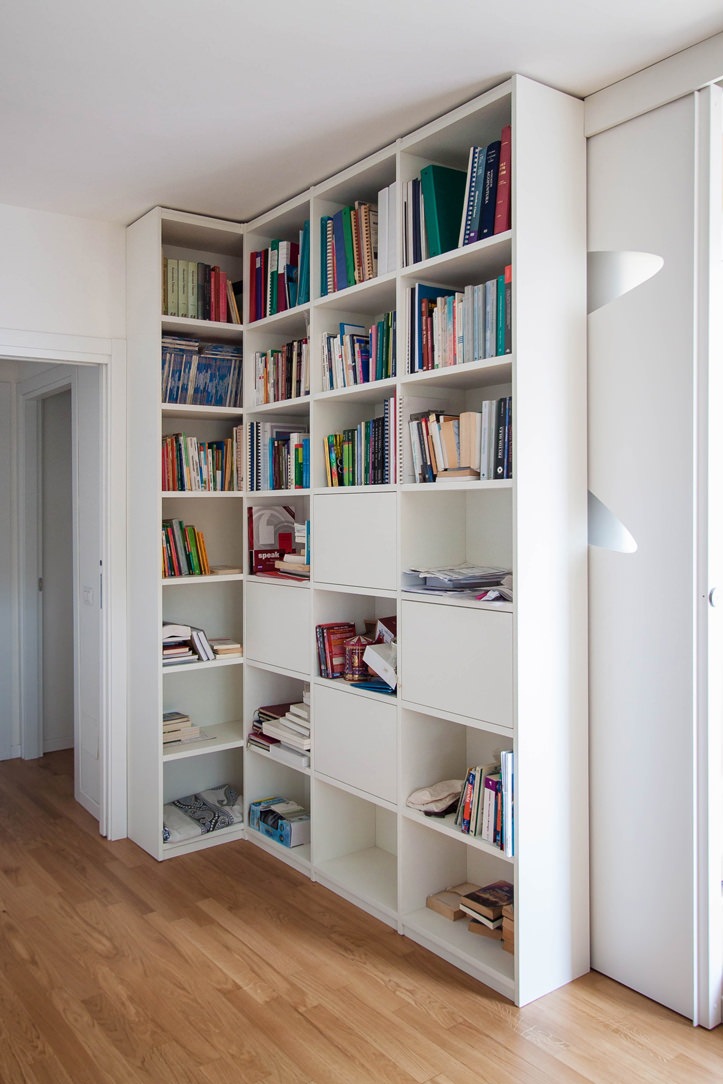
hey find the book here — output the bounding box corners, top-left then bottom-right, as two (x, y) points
(467, 918), (503, 939)
(208, 638), (242, 656)
(458, 905), (503, 929)
(493, 125), (512, 234)
(425, 882), (480, 921)
(419, 164), (467, 258)
(479, 140), (501, 239)
(460, 881), (513, 920)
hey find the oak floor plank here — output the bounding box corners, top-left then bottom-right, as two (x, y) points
(1, 751), (722, 1084)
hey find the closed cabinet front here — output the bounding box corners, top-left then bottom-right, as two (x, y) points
(402, 600), (513, 728)
(314, 492), (396, 591)
(245, 579), (310, 674)
(314, 682), (397, 802)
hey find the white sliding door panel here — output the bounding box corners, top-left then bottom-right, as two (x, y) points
(588, 97), (697, 1019)
(74, 365), (103, 820)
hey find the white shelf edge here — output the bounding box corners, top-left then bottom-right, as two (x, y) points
(162, 656), (244, 675)
(163, 573), (244, 585)
(399, 698), (514, 737)
(161, 821), (246, 859)
(162, 720), (245, 762)
(313, 581), (397, 599)
(244, 658), (310, 682)
(401, 592), (513, 613)
(400, 807), (514, 862)
(245, 828), (312, 872)
(246, 744), (311, 777)
(313, 771), (398, 813)
(161, 403), (243, 418)
(313, 676), (398, 706)
(161, 490), (243, 498)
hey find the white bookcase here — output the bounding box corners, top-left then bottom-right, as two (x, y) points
(126, 74), (588, 1007)
(126, 208), (246, 860)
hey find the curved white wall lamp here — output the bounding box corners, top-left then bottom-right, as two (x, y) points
(587, 249), (664, 314)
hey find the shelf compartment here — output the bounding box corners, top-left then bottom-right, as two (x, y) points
(315, 682), (396, 803)
(401, 599), (512, 727)
(312, 779), (397, 922)
(162, 575), (243, 647)
(314, 490), (396, 592)
(398, 816), (514, 999)
(400, 708), (513, 858)
(162, 494), (244, 572)
(162, 665), (244, 741)
(400, 485), (512, 581)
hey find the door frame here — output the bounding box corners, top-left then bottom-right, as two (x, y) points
(5, 328), (127, 840)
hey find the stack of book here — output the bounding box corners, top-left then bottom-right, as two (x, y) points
(501, 903), (514, 954)
(458, 880), (514, 941)
(208, 637), (242, 658)
(458, 125), (512, 247)
(248, 688), (311, 768)
(450, 751), (514, 855)
(162, 710), (207, 747)
(316, 621), (357, 678)
(319, 200), (378, 295)
(322, 395), (396, 487)
(407, 270), (511, 374)
(320, 312), (396, 391)
(163, 260), (242, 323)
(377, 181), (399, 276)
(161, 336), (243, 407)
(274, 553), (310, 580)
(401, 564), (512, 601)
(254, 337), (310, 404)
(407, 398), (512, 484)
(247, 420), (310, 491)
(162, 621), (215, 665)
(162, 428), (242, 492)
(162, 518), (211, 578)
(248, 225), (310, 322)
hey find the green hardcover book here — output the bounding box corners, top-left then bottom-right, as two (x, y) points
(419, 164), (467, 258)
(496, 272), (505, 359)
(341, 206), (356, 287)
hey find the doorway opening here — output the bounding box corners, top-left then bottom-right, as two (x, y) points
(17, 361), (106, 828)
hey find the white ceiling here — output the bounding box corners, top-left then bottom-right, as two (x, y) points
(2, 0), (723, 227)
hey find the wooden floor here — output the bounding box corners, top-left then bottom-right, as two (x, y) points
(0, 753), (721, 1084)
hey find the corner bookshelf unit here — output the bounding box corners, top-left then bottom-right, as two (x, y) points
(126, 74), (588, 1007)
(127, 208), (246, 860)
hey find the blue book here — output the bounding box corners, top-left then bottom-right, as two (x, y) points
(479, 140), (501, 239)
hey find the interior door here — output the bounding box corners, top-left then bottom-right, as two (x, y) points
(41, 388), (73, 752)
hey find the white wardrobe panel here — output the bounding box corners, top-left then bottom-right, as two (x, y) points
(587, 95), (697, 1019)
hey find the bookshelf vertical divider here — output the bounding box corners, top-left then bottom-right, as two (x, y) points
(125, 73), (588, 1006)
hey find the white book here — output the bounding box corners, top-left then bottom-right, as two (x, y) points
(269, 744), (310, 769)
(262, 718), (311, 750)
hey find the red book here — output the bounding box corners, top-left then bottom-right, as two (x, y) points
(218, 270), (228, 323)
(210, 267), (218, 321)
(493, 125), (512, 234)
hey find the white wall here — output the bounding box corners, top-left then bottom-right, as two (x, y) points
(0, 203), (125, 339)
(0, 204), (125, 763)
